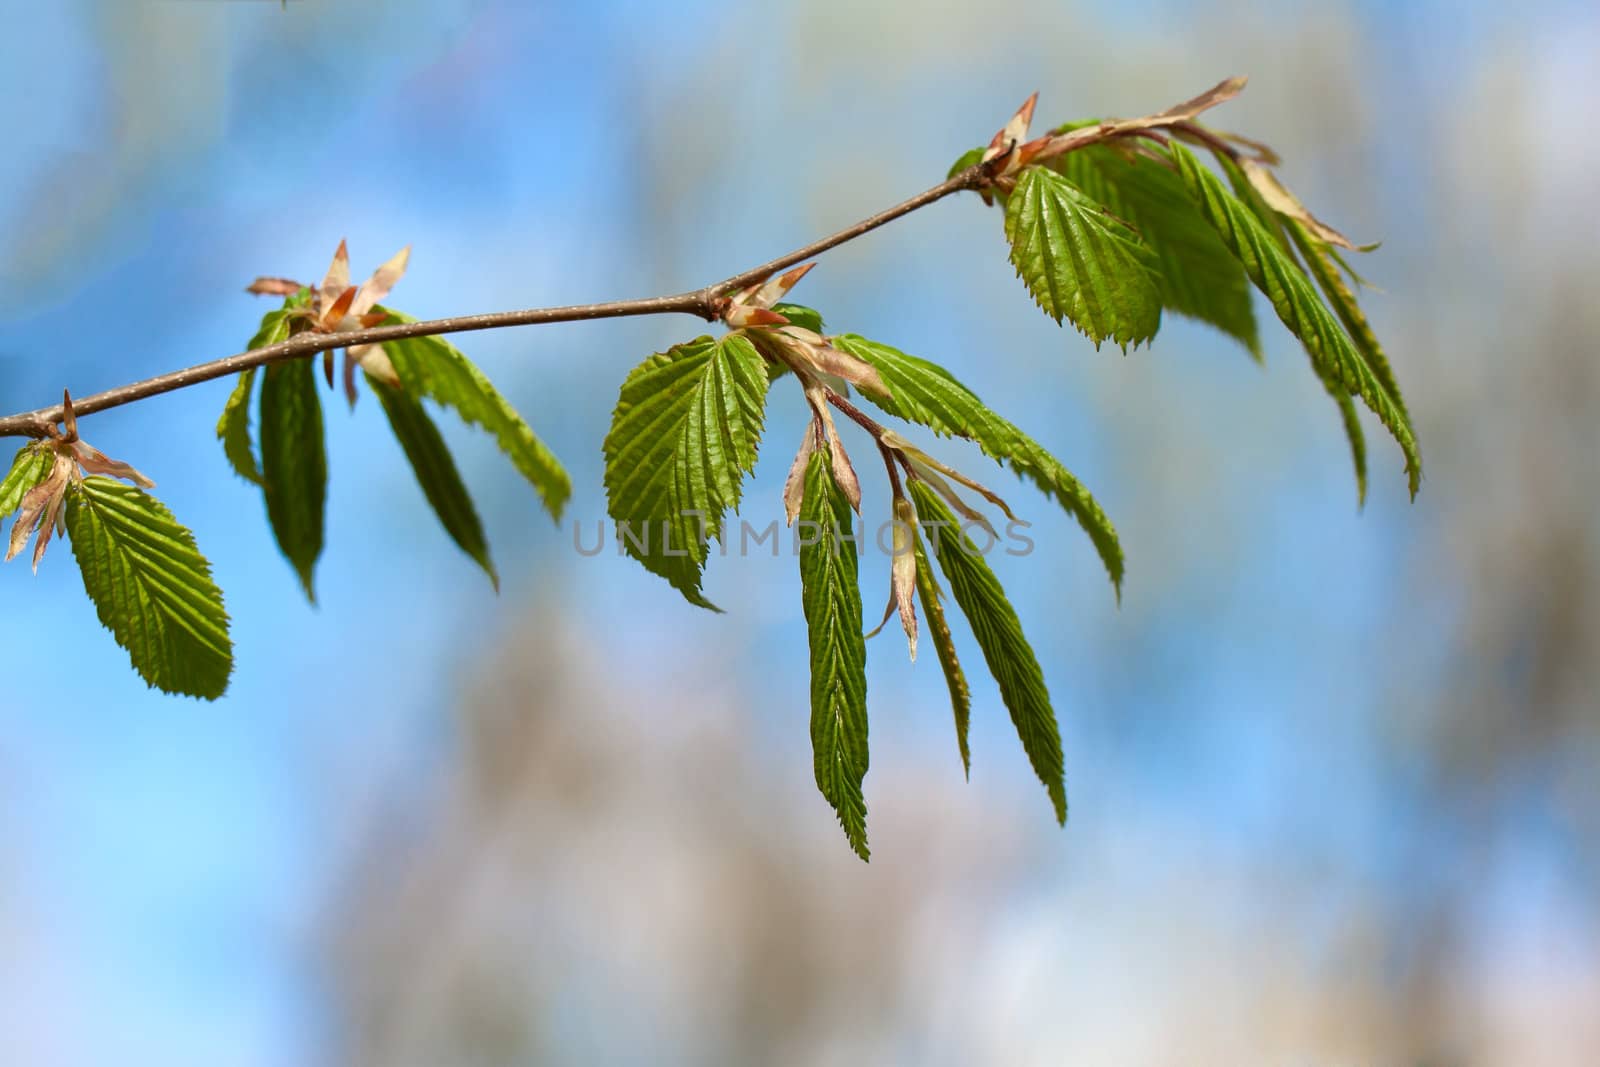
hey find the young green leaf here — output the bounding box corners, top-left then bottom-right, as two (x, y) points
(1327, 381), (1368, 506)
(948, 146), (985, 179)
(910, 480), (1066, 824)
(1, 445), (55, 518)
(1201, 154), (1371, 501)
(259, 359), (327, 602)
(369, 374), (498, 590)
(832, 334), (1124, 595)
(1169, 142), (1421, 495)
(770, 302), (825, 334)
(1004, 165), (1162, 350)
(64, 476), (232, 700)
(799, 450), (870, 860)
(217, 368), (262, 485)
(603, 334), (770, 610)
(218, 305), (297, 486)
(915, 532), (971, 777)
(1287, 219), (1410, 427)
(1049, 145), (1259, 357)
(376, 311), (570, 520)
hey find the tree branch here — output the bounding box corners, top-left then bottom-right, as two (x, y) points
(0, 165), (990, 440)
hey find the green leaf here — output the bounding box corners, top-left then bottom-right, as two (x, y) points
(1287, 219), (1411, 427)
(910, 480), (1066, 824)
(799, 449), (870, 860)
(259, 358), (326, 602)
(1205, 155), (1373, 501)
(603, 333), (770, 610)
(771, 302), (825, 334)
(218, 305), (298, 486)
(369, 373), (498, 590)
(64, 476), (232, 700)
(1003, 165), (1162, 350)
(377, 310), (570, 520)
(948, 145), (985, 179)
(217, 368), (262, 484)
(1328, 382), (1368, 507)
(1170, 142), (1421, 496)
(1, 445), (54, 518)
(1049, 145), (1259, 357)
(833, 334), (1124, 596)
(914, 531), (971, 777)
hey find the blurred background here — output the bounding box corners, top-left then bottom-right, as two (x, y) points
(2, 0), (1597, 1063)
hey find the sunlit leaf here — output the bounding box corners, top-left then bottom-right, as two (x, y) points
(603, 334), (769, 610)
(799, 449), (870, 860)
(369, 374), (497, 590)
(217, 368), (263, 485)
(219, 303), (298, 486)
(1170, 142), (1421, 495)
(911, 480), (1065, 824)
(64, 477), (232, 700)
(377, 310), (570, 520)
(259, 358), (326, 602)
(0, 445), (55, 518)
(914, 531), (971, 777)
(1004, 165), (1162, 349)
(1050, 144), (1259, 357)
(834, 334), (1123, 595)
(1287, 219), (1410, 427)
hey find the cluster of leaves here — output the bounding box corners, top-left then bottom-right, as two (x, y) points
(1, 243), (570, 700)
(0, 77), (1416, 860)
(224, 244), (570, 601)
(600, 77), (1416, 856)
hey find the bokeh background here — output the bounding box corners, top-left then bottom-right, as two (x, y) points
(3, 1), (1598, 1063)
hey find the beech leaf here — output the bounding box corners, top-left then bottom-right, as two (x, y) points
(259, 358), (327, 602)
(377, 310), (570, 520)
(369, 373), (498, 590)
(64, 477), (232, 700)
(799, 449), (870, 860)
(603, 334), (769, 609)
(911, 480), (1065, 823)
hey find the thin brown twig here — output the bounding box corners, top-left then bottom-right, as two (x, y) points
(824, 391), (892, 442)
(0, 165), (991, 440)
(824, 391), (912, 493)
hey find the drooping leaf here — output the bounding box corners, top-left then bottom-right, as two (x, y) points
(799, 449), (870, 860)
(1198, 152), (1374, 500)
(64, 476), (232, 700)
(369, 373), (498, 591)
(217, 368), (263, 484)
(1169, 142), (1421, 495)
(259, 358), (326, 601)
(376, 310), (570, 520)
(603, 333), (770, 610)
(218, 304), (298, 485)
(910, 480), (1066, 824)
(914, 531), (971, 777)
(1327, 381), (1368, 507)
(1287, 220), (1410, 426)
(1050, 144), (1259, 357)
(833, 334), (1124, 595)
(0, 445), (55, 518)
(1004, 166), (1162, 350)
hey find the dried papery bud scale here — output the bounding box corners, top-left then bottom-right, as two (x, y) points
(5, 392), (156, 572)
